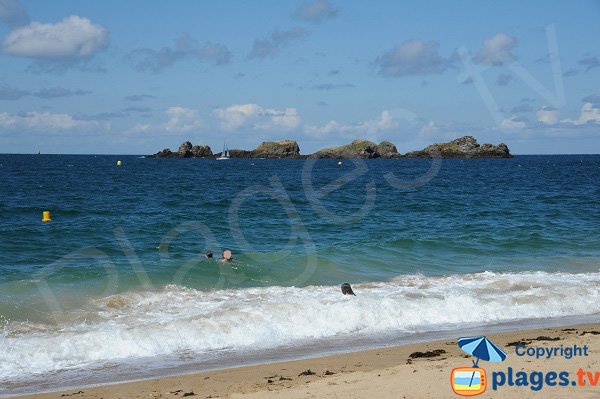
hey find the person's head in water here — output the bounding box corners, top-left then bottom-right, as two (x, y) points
(219, 250), (233, 262)
(205, 251), (213, 259)
(341, 283), (356, 296)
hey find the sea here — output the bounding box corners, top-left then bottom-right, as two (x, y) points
(1, 154), (599, 395)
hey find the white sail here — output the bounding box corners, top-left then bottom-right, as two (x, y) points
(217, 142), (230, 160)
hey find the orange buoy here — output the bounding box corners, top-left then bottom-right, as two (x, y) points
(42, 211), (51, 222)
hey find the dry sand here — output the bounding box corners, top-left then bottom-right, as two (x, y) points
(12, 323), (600, 399)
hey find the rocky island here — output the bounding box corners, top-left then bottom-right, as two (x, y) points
(151, 141), (213, 158)
(226, 140), (302, 158)
(149, 140), (302, 159)
(404, 136), (511, 158)
(312, 140), (400, 158)
(148, 136), (511, 159)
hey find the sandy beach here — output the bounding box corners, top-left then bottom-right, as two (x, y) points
(3, 0), (600, 396)
(11, 323), (599, 399)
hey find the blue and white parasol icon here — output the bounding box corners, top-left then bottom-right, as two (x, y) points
(458, 336), (507, 388)
(458, 336), (507, 367)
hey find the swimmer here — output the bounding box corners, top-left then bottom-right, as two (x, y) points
(219, 250), (233, 262)
(205, 251), (213, 259)
(341, 283), (356, 296)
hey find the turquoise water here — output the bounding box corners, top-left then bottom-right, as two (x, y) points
(1, 154), (599, 392)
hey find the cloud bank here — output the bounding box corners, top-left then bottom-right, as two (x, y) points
(213, 103), (300, 131)
(127, 35), (231, 73)
(375, 39), (453, 77)
(0, 111), (97, 131)
(304, 110), (400, 137)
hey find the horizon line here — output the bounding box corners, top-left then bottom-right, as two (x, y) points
(2, 152), (600, 156)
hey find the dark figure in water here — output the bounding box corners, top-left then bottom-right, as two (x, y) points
(341, 283), (356, 296)
(205, 251), (213, 259)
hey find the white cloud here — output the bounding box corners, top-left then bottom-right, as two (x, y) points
(0, 111), (96, 130)
(128, 123), (152, 134)
(294, 0), (338, 23)
(475, 33), (517, 65)
(582, 94), (600, 107)
(213, 103), (300, 131)
(304, 110), (399, 137)
(255, 108), (300, 130)
(501, 115), (527, 129)
(2, 15), (108, 59)
(375, 39), (453, 77)
(416, 121), (459, 141)
(561, 103), (600, 125)
(418, 121), (440, 137)
(127, 107), (203, 134)
(304, 120), (343, 136)
(537, 107), (559, 125)
(213, 103), (260, 130)
(164, 107), (202, 132)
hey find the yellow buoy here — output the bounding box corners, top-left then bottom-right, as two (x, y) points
(338, 161), (343, 165)
(117, 160), (122, 166)
(42, 211), (51, 222)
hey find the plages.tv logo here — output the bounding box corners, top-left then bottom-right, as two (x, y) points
(451, 336), (507, 396)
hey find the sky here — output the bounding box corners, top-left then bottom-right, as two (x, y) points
(0, 0), (599, 155)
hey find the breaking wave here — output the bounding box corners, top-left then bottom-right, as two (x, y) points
(1, 270), (600, 381)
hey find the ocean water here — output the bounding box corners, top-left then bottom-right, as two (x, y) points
(1, 154), (599, 394)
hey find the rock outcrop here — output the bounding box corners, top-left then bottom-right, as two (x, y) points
(218, 140), (302, 158)
(254, 140), (301, 158)
(376, 141), (401, 158)
(225, 149), (253, 158)
(148, 141), (213, 158)
(404, 136), (511, 158)
(152, 148), (175, 158)
(311, 140), (402, 158)
(312, 140), (381, 158)
(178, 141), (193, 157)
(191, 145), (212, 157)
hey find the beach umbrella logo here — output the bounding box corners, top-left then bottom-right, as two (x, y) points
(458, 336), (507, 366)
(451, 336), (507, 396)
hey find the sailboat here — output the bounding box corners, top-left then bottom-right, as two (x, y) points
(216, 143), (230, 160)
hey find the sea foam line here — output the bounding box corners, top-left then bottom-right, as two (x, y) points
(1, 270), (599, 380)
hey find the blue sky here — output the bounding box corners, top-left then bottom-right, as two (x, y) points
(0, 0), (599, 154)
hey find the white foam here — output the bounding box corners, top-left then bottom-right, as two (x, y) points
(1, 270), (600, 380)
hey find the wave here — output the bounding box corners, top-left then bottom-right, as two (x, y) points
(1, 270), (600, 381)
